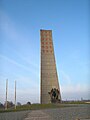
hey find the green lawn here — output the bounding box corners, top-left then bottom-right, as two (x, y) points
(0, 101), (89, 113)
(0, 104), (64, 112)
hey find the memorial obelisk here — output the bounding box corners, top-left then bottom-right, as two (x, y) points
(40, 29), (61, 104)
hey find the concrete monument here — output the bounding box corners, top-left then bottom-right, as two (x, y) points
(40, 29), (61, 104)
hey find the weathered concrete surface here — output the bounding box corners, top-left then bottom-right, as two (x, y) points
(24, 105), (90, 120)
(40, 30), (61, 104)
(0, 104), (90, 120)
(24, 110), (52, 120)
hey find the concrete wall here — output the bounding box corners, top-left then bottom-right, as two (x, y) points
(40, 29), (61, 104)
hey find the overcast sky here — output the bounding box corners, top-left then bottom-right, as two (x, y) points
(0, 0), (89, 104)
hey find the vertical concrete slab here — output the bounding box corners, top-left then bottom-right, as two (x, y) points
(40, 29), (61, 104)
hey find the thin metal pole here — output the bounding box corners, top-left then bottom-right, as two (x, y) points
(15, 80), (16, 109)
(5, 79), (8, 110)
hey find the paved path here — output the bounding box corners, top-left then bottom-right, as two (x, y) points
(24, 110), (52, 120)
(24, 105), (90, 120)
(0, 104), (90, 120)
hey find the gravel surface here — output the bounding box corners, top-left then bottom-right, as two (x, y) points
(0, 111), (29, 120)
(42, 104), (90, 120)
(0, 104), (90, 120)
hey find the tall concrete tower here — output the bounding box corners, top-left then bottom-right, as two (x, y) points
(40, 29), (61, 104)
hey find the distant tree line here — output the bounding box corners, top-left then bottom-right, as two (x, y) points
(0, 101), (31, 109)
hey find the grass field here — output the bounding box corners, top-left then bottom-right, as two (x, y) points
(0, 104), (67, 113)
(0, 101), (89, 113)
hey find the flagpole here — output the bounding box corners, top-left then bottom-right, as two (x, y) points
(15, 80), (16, 109)
(5, 79), (8, 110)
